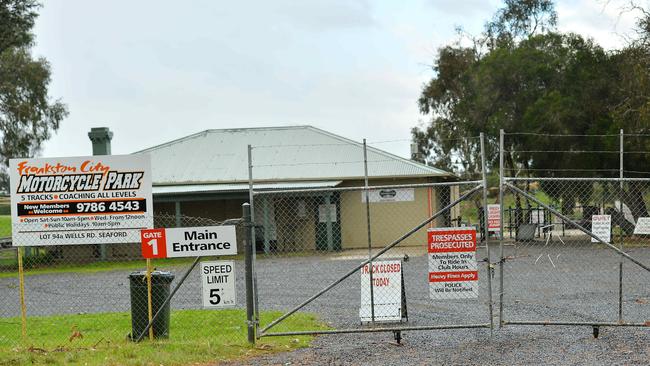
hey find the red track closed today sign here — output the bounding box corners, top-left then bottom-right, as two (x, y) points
(428, 227), (479, 299)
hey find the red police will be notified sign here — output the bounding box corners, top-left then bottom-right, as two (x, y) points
(428, 227), (478, 299)
(141, 226), (237, 259)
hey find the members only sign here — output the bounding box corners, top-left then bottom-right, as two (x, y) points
(141, 226), (237, 259)
(428, 227), (478, 299)
(10, 155), (153, 245)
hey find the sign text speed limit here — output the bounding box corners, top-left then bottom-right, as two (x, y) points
(200, 260), (236, 308)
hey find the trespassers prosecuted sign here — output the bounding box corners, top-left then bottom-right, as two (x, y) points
(428, 227), (479, 299)
(9, 155), (153, 245)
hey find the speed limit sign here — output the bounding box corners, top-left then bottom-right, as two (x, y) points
(200, 260), (236, 308)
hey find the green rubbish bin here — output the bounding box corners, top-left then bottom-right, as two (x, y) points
(128, 270), (175, 340)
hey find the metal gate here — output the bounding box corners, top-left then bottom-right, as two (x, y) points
(246, 135), (497, 340)
(497, 130), (650, 330)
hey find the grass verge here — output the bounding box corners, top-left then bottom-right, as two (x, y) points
(0, 257), (194, 279)
(0, 309), (327, 366)
(0, 215), (10, 237)
(0, 251), (322, 279)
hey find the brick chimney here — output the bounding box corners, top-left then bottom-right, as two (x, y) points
(88, 127), (113, 155)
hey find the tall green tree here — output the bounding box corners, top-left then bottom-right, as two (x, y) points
(0, 0), (67, 187)
(413, 0), (650, 217)
(414, 0), (561, 177)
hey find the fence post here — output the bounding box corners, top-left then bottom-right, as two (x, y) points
(480, 133), (494, 332)
(498, 129), (505, 328)
(243, 203), (256, 345)
(618, 129), (624, 322)
(247, 144), (260, 325)
(362, 139), (375, 324)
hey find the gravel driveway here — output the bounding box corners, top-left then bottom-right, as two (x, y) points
(1, 244), (649, 365)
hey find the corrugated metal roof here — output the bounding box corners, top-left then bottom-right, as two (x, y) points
(153, 181), (342, 195)
(137, 126), (451, 185)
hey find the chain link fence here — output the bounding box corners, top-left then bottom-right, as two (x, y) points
(500, 178), (650, 326)
(253, 181), (494, 338)
(4, 130), (650, 357)
(498, 131), (650, 329)
(0, 213), (247, 351)
(248, 138), (496, 339)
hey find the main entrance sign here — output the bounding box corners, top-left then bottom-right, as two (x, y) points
(141, 226), (237, 258)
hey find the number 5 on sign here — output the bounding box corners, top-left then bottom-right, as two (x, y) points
(140, 229), (167, 259)
(201, 261), (236, 308)
(209, 289), (221, 305)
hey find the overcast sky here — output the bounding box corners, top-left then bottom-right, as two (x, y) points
(33, 0), (641, 159)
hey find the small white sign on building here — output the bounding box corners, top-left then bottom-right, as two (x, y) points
(591, 215), (611, 243)
(200, 260), (236, 308)
(359, 260), (404, 322)
(318, 204), (337, 223)
(361, 188), (415, 203)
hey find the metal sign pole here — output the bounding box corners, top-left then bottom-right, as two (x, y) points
(498, 129), (505, 328)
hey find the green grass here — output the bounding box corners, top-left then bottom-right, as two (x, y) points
(0, 257), (205, 279)
(0, 199), (9, 216)
(0, 249), (14, 268)
(0, 215), (10, 237)
(0, 309), (327, 366)
(459, 188), (554, 225)
(0, 251), (311, 280)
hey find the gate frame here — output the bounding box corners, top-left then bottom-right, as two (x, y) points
(497, 129), (650, 329)
(246, 135), (496, 340)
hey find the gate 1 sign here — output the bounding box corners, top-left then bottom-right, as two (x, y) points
(200, 260), (236, 308)
(141, 226), (237, 259)
(591, 215), (611, 243)
(359, 260), (403, 322)
(9, 154), (153, 245)
(428, 227), (478, 299)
